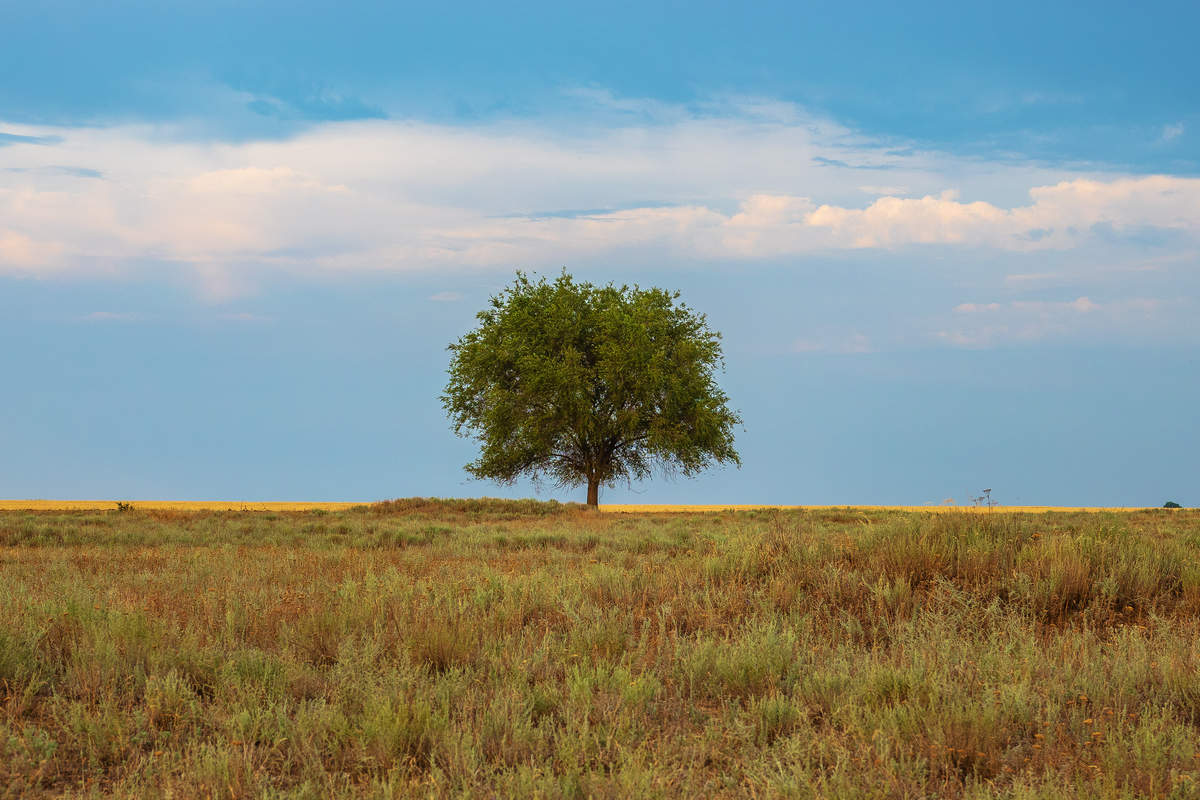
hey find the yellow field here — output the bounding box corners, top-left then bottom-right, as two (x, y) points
(0, 500), (363, 511)
(0, 499), (1150, 513)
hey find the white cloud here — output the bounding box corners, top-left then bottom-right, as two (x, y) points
(955, 297), (1097, 315)
(807, 190), (1008, 247)
(936, 296), (1180, 347)
(1, 100), (1199, 293)
(805, 177), (1200, 249)
(429, 291), (461, 302)
(1162, 122), (1185, 142)
(859, 185), (910, 196)
(0, 229), (64, 273)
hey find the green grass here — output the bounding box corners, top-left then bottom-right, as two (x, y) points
(3, 503), (1200, 798)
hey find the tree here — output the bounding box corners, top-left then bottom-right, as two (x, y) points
(442, 271), (742, 507)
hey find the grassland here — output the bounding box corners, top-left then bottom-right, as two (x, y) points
(2, 501), (1200, 798)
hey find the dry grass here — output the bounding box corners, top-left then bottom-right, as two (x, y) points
(2, 502), (1199, 798)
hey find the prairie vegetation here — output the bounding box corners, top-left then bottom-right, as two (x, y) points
(2, 502), (1200, 798)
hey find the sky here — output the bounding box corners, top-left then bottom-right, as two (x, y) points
(2, 0), (1198, 506)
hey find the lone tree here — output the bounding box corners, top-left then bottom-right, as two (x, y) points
(442, 271), (741, 507)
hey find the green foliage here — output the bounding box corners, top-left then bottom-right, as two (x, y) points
(1164, 501), (1182, 509)
(442, 271), (741, 503)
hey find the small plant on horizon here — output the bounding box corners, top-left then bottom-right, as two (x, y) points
(442, 270), (742, 507)
(1164, 500), (1182, 509)
(115, 501), (135, 512)
(970, 489), (995, 509)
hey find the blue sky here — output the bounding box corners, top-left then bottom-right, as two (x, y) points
(2, 0), (1198, 505)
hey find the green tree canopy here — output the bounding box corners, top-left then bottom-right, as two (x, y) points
(442, 271), (742, 506)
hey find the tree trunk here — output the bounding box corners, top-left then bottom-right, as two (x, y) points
(586, 477), (599, 508)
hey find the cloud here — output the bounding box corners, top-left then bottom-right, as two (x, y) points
(954, 296), (1097, 315)
(936, 296), (1179, 347)
(859, 185), (909, 196)
(0, 230), (65, 273)
(429, 291), (462, 302)
(804, 177), (1200, 249)
(806, 190), (1009, 247)
(0, 100), (1198, 290)
(1162, 122), (1185, 142)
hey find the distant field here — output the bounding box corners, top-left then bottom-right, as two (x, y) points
(0, 500), (1152, 513)
(2, 501), (1199, 798)
(0, 500), (364, 512)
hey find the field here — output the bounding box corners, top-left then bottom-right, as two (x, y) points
(3, 501), (1200, 798)
(0, 501), (1147, 513)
